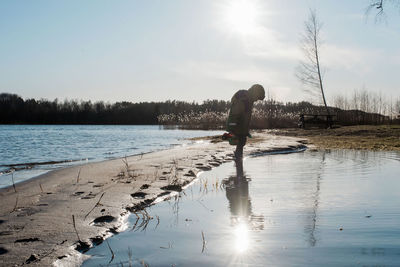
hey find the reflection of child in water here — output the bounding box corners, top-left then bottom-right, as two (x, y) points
(223, 158), (264, 230)
(224, 159), (252, 220)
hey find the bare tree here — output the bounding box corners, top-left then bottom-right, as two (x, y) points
(333, 95), (346, 110)
(395, 98), (400, 117)
(366, 0), (400, 22)
(367, 0), (400, 15)
(368, 0), (387, 16)
(296, 9), (329, 115)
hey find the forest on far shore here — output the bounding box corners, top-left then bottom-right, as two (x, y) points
(1, 92), (399, 129)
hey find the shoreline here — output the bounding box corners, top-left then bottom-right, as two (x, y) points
(0, 138), (212, 189)
(0, 132), (306, 266)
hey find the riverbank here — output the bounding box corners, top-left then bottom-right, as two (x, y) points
(270, 125), (400, 151)
(0, 132), (305, 266)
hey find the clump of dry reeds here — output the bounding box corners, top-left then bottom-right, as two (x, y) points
(121, 156), (135, 179)
(169, 159), (179, 185)
(158, 110), (227, 130)
(130, 208), (155, 232)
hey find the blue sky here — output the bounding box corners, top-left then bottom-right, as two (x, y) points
(0, 0), (399, 103)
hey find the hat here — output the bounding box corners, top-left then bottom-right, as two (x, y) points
(248, 84), (265, 101)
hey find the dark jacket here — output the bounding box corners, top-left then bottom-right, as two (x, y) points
(226, 90), (253, 136)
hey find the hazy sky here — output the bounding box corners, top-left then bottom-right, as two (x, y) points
(0, 0), (399, 103)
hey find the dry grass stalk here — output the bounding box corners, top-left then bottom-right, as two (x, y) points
(130, 209), (154, 232)
(133, 210), (140, 219)
(122, 156), (129, 176)
(201, 230), (206, 253)
(76, 168), (81, 184)
(130, 217), (140, 232)
(160, 242), (173, 249)
(127, 247), (133, 267)
(169, 159), (179, 185)
(106, 239), (115, 264)
(72, 215), (81, 242)
(153, 168), (159, 182)
(197, 199), (211, 212)
(142, 209), (152, 219)
(84, 192), (105, 220)
(154, 215), (160, 230)
(11, 195), (18, 213)
(11, 172), (16, 193)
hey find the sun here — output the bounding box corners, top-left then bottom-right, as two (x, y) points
(222, 0), (260, 35)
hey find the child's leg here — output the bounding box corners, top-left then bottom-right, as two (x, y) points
(234, 135), (247, 159)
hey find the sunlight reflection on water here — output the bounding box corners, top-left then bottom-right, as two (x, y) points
(234, 223), (249, 253)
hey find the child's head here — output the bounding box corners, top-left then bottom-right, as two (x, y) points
(248, 84), (265, 102)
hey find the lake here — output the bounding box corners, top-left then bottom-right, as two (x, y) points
(82, 149), (400, 267)
(0, 125), (223, 188)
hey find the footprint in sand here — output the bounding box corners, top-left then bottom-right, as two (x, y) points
(196, 165), (212, 171)
(91, 215), (116, 227)
(0, 231), (13, 236)
(157, 191), (170, 198)
(131, 192), (147, 199)
(184, 170), (196, 177)
(0, 247), (8, 255)
(15, 238), (41, 243)
(90, 236), (104, 246)
(140, 184), (150, 190)
(16, 207), (38, 217)
(75, 241), (91, 252)
(81, 192), (96, 199)
(160, 185), (182, 192)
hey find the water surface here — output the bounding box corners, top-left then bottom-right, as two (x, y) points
(82, 149), (400, 267)
(0, 125), (222, 187)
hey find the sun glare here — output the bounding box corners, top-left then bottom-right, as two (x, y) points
(234, 223), (250, 253)
(223, 0), (260, 35)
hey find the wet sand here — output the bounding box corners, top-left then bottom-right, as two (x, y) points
(0, 132), (305, 266)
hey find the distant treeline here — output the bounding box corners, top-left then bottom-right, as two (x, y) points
(0, 93), (228, 125)
(1, 92), (398, 128)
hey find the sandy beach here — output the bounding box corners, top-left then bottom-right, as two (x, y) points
(0, 132), (306, 266)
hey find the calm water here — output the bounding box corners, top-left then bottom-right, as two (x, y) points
(0, 125), (222, 187)
(82, 149), (400, 267)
